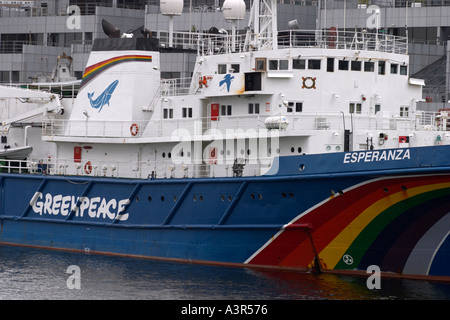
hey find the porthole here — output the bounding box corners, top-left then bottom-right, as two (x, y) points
(326, 145), (331, 151)
(193, 195), (197, 202)
(250, 193), (255, 200)
(173, 195), (177, 202)
(148, 195), (152, 201)
(168, 152), (172, 158)
(221, 195), (225, 201)
(162, 152), (166, 158)
(281, 192), (286, 198)
(298, 147), (302, 153)
(199, 195), (204, 202)
(228, 195), (232, 202)
(299, 164), (306, 171)
(335, 146), (341, 151)
(289, 192), (294, 198)
(136, 196), (140, 202)
(291, 147), (295, 153)
(258, 193), (263, 200)
(161, 195), (165, 202)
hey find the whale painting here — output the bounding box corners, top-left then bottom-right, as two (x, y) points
(87, 79), (119, 112)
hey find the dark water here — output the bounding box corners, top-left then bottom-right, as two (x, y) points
(1, 244), (449, 301)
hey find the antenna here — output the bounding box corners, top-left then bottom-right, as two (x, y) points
(102, 19), (120, 38)
(160, 0), (183, 48)
(222, 0), (246, 52)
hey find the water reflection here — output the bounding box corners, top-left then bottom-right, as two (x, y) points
(1, 245), (449, 300)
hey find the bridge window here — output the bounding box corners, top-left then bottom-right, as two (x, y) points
(269, 59), (288, 70)
(390, 63), (398, 74)
(364, 61), (374, 72)
(218, 64), (227, 74)
(308, 59), (321, 70)
(400, 65), (408, 75)
(351, 60), (362, 71)
(338, 60), (349, 71)
(293, 59), (306, 69)
(378, 61), (386, 75)
(255, 58), (266, 71)
(327, 58), (334, 72)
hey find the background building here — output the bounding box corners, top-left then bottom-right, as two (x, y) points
(0, 0), (449, 110)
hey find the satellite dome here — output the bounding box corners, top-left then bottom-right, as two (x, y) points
(222, 0), (246, 20)
(160, 0), (183, 16)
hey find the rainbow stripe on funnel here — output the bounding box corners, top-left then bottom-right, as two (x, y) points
(246, 174), (450, 277)
(80, 55), (152, 89)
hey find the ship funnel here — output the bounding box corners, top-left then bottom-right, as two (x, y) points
(102, 19), (121, 38)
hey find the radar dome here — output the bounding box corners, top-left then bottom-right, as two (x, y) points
(222, 0), (245, 20)
(160, 0), (183, 16)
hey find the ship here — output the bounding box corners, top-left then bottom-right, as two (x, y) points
(0, 0), (449, 282)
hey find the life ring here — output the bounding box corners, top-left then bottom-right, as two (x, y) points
(84, 161), (92, 175)
(302, 77), (316, 89)
(130, 123), (139, 136)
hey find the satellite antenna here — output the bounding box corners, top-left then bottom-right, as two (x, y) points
(102, 19), (121, 38)
(160, 0), (183, 48)
(222, 0), (246, 52)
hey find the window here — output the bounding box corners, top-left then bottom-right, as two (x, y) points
(255, 58), (266, 71)
(364, 61), (375, 72)
(351, 60), (362, 71)
(221, 105), (232, 116)
(269, 59), (278, 70)
(308, 59), (321, 70)
(182, 107), (193, 118)
(218, 64), (227, 74)
(163, 108), (173, 119)
(338, 60), (349, 71)
(375, 104), (381, 114)
(269, 59), (288, 70)
(248, 103), (260, 114)
(390, 63), (398, 74)
(400, 65), (407, 75)
(400, 106), (409, 117)
(230, 64), (240, 73)
(293, 59), (306, 69)
(287, 102), (303, 113)
(378, 61), (386, 75)
(349, 103), (362, 114)
(327, 58), (334, 72)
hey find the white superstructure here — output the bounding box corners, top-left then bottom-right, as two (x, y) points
(0, 0), (445, 179)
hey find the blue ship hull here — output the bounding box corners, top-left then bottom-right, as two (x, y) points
(1, 145), (450, 281)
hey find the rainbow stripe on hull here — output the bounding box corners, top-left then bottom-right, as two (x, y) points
(246, 174), (450, 278)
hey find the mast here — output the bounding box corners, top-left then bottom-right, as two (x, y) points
(244, 0), (278, 51)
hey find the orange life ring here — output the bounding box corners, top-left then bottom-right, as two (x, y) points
(130, 123), (139, 136)
(84, 161), (92, 175)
